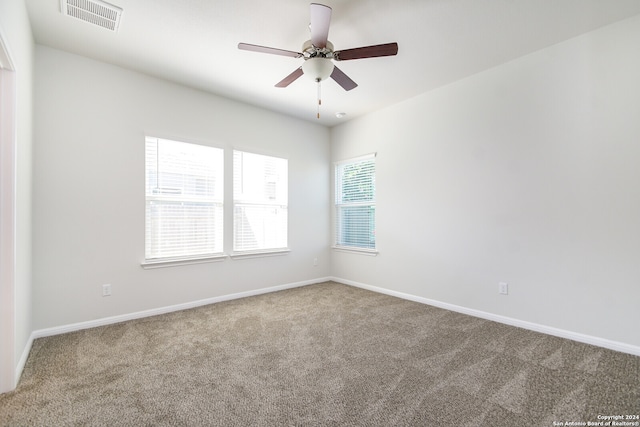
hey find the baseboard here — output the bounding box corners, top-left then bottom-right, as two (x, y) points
(331, 277), (640, 357)
(32, 277), (332, 340)
(15, 333), (34, 388)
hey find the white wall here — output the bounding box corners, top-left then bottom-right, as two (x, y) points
(0, 0), (34, 390)
(331, 15), (640, 347)
(33, 46), (330, 330)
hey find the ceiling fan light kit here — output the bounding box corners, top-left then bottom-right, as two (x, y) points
(238, 3), (398, 118)
(302, 57), (334, 82)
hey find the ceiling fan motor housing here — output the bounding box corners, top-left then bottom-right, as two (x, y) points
(302, 40), (334, 57)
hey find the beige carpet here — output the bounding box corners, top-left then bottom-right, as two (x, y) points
(1, 282), (638, 426)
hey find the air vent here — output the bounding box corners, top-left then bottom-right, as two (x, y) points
(60, 0), (122, 32)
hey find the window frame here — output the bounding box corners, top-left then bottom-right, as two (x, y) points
(333, 153), (378, 255)
(231, 149), (289, 258)
(142, 136), (225, 268)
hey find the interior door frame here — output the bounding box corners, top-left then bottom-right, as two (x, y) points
(0, 26), (17, 394)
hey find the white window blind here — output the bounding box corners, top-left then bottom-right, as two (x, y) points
(145, 137), (223, 261)
(233, 150), (288, 253)
(335, 154), (376, 250)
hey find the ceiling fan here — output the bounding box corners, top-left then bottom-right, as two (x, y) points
(238, 3), (398, 118)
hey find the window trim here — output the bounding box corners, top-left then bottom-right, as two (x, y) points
(331, 245), (378, 256)
(140, 254), (227, 269)
(229, 248), (291, 260)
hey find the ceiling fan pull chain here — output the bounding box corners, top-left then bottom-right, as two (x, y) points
(317, 79), (322, 119)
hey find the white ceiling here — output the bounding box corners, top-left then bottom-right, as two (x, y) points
(25, 0), (640, 127)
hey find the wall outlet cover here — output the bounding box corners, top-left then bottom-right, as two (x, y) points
(102, 284), (112, 297)
(499, 282), (508, 295)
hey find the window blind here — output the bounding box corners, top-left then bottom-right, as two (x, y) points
(335, 155), (376, 249)
(233, 150), (288, 253)
(145, 137), (223, 261)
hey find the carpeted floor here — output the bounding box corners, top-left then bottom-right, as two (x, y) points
(0, 282), (638, 426)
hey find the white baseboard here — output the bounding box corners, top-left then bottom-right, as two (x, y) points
(31, 277), (331, 340)
(331, 276), (640, 357)
(15, 334), (34, 387)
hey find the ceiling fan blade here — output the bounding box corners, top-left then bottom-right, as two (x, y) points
(334, 42), (399, 61)
(330, 66), (358, 91)
(310, 3), (332, 48)
(238, 43), (302, 58)
(275, 67), (304, 88)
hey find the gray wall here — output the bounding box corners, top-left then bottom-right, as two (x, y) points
(331, 15), (640, 347)
(33, 46), (331, 329)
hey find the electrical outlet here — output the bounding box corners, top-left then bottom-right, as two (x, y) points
(102, 284), (112, 297)
(313, 257), (318, 266)
(498, 282), (508, 295)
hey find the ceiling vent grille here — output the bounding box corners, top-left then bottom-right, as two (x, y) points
(60, 0), (122, 32)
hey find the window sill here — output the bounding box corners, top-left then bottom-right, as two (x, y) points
(230, 248), (291, 260)
(141, 254), (227, 269)
(332, 246), (378, 256)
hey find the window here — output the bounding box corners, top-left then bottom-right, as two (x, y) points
(334, 154), (376, 251)
(233, 150), (288, 254)
(145, 137), (223, 262)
